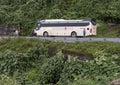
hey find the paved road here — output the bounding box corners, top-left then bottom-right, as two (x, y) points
(0, 36), (120, 43)
(29, 37), (120, 43)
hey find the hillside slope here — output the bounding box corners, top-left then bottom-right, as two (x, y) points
(0, 38), (120, 85)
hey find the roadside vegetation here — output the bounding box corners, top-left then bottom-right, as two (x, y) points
(0, 0), (120, 84)
(0, 38), (120, 85)
(96, 20), (120, 37)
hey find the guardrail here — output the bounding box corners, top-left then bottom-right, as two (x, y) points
(0, 36), (120, 43)
(34, 37), (120, 43)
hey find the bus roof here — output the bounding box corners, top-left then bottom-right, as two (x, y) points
(37, 18), (95, 22)
(44, 19), (65, 21)
(37, 19), (89, 24)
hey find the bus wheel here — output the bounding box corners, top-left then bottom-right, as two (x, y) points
(43, 31), (49, 37)
(71, 32), (77, 38)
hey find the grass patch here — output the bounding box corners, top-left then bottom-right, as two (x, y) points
(0, 38), (120, 56)
(96, 20), (119, 38)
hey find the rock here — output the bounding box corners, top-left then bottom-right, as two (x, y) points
(107, 22), (116, 27)
(109, 79), (120, 85)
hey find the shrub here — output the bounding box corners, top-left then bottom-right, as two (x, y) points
(0, 74), (20, 85)
(57, 51), (120, 85)
(38, 52), (65, 85)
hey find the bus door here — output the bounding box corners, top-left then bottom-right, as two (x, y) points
(92, 25), (97, 35)
(91, 19), (97, 35)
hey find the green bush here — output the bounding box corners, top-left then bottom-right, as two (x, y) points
(0, 38), (120, 85)
(0, 50), (31, 76)
(38, 52), (65, 85)
(0, 74), (20, 85)
(0, 43), (49, 84)
(68, 78), (100, 85)
(27, 44), (49, 64)
(58, 51), (120, 85)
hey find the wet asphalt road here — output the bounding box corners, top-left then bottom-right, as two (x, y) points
(0, 36), (120, 43)
(27, 37), (120, 43)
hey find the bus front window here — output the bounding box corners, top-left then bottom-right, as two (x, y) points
(35, 23), (41, 30)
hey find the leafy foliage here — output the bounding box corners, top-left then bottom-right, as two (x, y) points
(1, 0), (120, 35)
(58, 51), (120, 85)
(0, 74), (20, 85)
(0, 38), (120, 85)
(38, 52), (65, 85)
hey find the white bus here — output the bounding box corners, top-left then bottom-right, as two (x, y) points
(34, 18), (97, 37)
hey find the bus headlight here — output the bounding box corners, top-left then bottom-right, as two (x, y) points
(35, 27), (39, 30)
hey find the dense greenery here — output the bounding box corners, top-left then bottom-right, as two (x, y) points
(0, 0), (120, 84)
(0, 0), (120, 35)
(0, 38), (120, 85)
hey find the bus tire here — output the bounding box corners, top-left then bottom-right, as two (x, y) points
(71, 31), (77, 37)
(43, 31), (49, 37)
